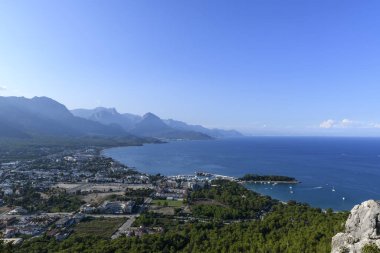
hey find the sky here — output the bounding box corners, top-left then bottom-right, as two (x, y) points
(0, 0), (380, 136)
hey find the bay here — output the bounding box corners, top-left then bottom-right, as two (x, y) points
(103, 137), (380, 210)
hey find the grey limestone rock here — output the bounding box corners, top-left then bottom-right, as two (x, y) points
(332, 200), (380, 253)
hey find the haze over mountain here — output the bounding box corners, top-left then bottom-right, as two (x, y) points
(164, 119), (243, 138)
(0, 96), (128, 139)
(129, 113), (211, 140)
(0, 96), (241, 141)
(71, 107), (243, 139)
(72, 107), (141, 131)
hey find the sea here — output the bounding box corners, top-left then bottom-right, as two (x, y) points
(102, 137), (380, 211)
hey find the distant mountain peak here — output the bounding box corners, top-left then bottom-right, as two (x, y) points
(143, 112), (159, 119)
(0, 96), (128, 138)
(138, 113), (169, 128)
(32, 96), (53, 101)
(139, 113), (168, 127)
(93, 107), (119, 115)
(130, 112), (211, 140)
(72, 107), (242, 140)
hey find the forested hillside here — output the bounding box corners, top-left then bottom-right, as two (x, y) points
(6, 181), (348, 253)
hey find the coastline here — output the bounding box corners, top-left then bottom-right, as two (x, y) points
(101, 145), (298, 185)
(240, 180), (299, 184)
(102, 145), (301, 188)
(101, 137), (373, 211)
(102, 146), (299, 184)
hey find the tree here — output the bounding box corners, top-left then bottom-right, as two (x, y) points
(362, 243), (380, 253)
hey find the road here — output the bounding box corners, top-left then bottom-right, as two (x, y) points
(0, 198), (153, 240)
(88, 214), (134, 218)
(55, 183), (154, 194)
(111, 197), (152, 239)
(0, 211), (74, 219)
(111, 215), (137, 239)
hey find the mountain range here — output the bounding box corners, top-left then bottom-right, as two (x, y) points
(0, 96), (243, 141)
(71, 107), (243, 139)
(0, 96), (127, 139)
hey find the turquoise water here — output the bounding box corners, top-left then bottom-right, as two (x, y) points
(103, 137), (380, 210)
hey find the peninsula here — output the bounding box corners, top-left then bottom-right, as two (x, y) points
(238, 173), (299, 184)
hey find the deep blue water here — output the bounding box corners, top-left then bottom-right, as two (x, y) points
(103, 137), (380, 211)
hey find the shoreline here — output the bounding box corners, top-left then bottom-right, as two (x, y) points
(101, 142), (354, 211)
(102, 148), (350, 211)
(240, 180), (300, 184)
(101, 145), (300, 185)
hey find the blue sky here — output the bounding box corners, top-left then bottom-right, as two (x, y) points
(0, 1), (380, 136)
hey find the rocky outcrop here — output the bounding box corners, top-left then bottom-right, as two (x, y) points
(332, 200), (380, 253)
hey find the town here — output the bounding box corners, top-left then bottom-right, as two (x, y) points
(0, 148), (237, 246)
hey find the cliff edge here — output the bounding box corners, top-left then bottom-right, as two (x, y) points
(332, 200), (380, 253)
